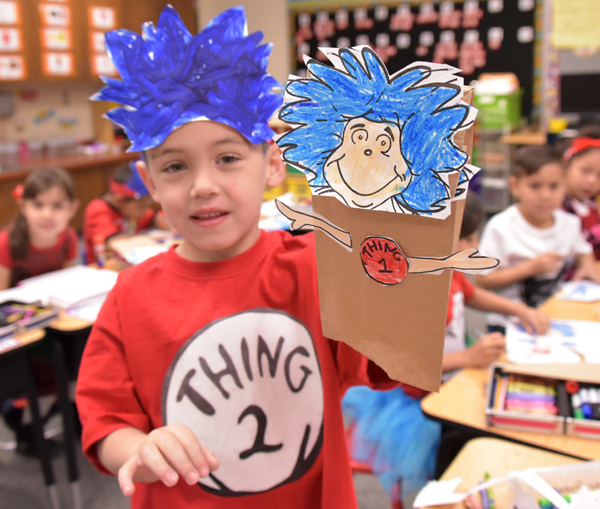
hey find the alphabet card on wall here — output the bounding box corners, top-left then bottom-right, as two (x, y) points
(276, 47), (499, 391)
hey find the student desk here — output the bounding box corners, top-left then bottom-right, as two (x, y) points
(421, 438), (581, 509)
(0, 329), (63, 509)
(421, 293), (600, 461)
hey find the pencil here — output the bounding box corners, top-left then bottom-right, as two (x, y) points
(484, 472), (495, 509)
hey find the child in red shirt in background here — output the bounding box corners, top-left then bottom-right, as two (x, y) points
(342, 193), (549, 508)
(0, 166), (79, 290)
(83, 160), (166, 263)
(0, 166), (79, 454)
(562, 126), (600, 260)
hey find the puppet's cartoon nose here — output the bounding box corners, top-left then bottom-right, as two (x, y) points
(364, 149), (372, 156)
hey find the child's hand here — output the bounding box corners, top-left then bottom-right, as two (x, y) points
(466, 333), (505, 368)
(530, 253), (564, 276)
(118, 424), (219, 497)
(515, 304), (550, 335)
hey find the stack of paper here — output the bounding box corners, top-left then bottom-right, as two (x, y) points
(16, 265), (118, 309)
(556, 281), (600, 303)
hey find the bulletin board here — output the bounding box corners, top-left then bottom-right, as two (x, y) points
(289, 0), (541, 120)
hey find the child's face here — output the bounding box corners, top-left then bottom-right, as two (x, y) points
(324, 118), (410, 208)
(138, 121), (284, 262)
(20, 185), (77, 245)
(114, 194), (154, 220)
(566, 149), (600, 201)
(509, 162), (565, 226)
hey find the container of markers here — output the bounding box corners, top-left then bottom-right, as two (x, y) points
(485, 364), (600, 440)
(0, 300), (59, 339)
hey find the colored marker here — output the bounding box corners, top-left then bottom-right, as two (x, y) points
(484, 472), (495, 509)
(571, 393), (584, 419)
(589, 388), (599, 404)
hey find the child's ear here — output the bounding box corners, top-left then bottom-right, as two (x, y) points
(136, 160), (160, 204)
(265, 143), (286, 189)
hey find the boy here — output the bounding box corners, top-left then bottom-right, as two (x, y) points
(442, 193), (549, 380)
(476, 145), (600, 330)
(76, 7), (399, 509)
(82, 161), (162, 263)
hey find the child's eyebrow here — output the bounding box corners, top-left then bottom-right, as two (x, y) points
(384, 126), (394, 142)
(350, 123), (366, 130)
(212, 136), (250, 148)
(151, 148), (183, 160)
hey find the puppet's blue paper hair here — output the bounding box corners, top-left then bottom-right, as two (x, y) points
(92, 5), (283, 151)
(278, 48), (473, 214)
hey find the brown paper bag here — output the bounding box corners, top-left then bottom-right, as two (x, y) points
(312, 89), (475, 392)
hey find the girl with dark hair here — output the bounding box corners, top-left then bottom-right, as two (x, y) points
(562, 128), (600, 260)
(0, 166), (79, 289)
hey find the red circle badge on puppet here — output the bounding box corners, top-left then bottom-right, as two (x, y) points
(360, 236), (408, 285)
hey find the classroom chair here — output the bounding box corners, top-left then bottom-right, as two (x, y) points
(345, 425), (403, 509)
(0, 341), (61, 509)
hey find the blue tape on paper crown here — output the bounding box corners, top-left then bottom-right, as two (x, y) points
(92, 5), (283, 151)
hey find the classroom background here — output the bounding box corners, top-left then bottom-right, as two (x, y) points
(1, 1), (600, 508)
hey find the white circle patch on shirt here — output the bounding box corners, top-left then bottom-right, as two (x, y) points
(162, 309), (324, 496)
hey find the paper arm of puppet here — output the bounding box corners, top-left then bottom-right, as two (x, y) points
(276, 201), (499, 278)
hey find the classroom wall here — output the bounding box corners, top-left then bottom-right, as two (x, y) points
(0, 83), (97, 143)
(195, 0), (290, 84)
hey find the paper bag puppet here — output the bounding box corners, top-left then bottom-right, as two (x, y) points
(276, 46), (498, 391)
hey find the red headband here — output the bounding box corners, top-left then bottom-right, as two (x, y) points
(563, 136), (600, 162)
(109, 179), (139, 198)
(12, 183), (23, 201)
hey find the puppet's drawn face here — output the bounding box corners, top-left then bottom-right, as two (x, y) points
(324, 118), (410, 208)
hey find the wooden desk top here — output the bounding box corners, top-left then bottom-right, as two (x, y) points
(422, 438), (580, 509)
(0, 328), (45, 356)
(422, 292), (600, 460)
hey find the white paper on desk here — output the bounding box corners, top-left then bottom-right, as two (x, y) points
(506, 319), (600, 364)
(18, 265), (118, 308)
(65, 295), (107, 322)
(557, 281), (600, 303)
(122, 245), (169, 265)
(413, 476), (506, 507)
(0, 286), (45, 304)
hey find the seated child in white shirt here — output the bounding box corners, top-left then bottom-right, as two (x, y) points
(476, 145), (600, 330)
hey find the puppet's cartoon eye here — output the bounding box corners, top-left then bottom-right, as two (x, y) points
(376, 134), (392, 155)
(351, 128), (369, 144)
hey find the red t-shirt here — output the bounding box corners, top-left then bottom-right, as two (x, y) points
(0, 227), (78, 286)
(83, 197), (155, 263)
(76, 231), (398, 509)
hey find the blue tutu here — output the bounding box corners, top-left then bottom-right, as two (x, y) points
(342, 386), (441, 504)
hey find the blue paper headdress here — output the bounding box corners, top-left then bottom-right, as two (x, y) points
(278, 47), (477, 216)
(92, 5), (282, 152)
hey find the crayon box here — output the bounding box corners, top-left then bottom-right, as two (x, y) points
(0, 300), (59, 339)
(485, 363), (600, 440)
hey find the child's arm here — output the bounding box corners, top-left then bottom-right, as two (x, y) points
(573, 252), (600, 284)
(467, 286), (550, 334)
(97, 424), (219, 497)
(442, 332), (505, 372)
(0, 264), (9, 290)
(475, 253), (564, 290)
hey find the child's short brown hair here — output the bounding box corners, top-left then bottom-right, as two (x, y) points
(511, 145), (562, 178)
(460, 192), (484, 239)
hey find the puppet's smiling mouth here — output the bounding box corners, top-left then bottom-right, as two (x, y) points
(327, 155), (404, 197)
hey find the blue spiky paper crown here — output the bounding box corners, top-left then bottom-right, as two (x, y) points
(92, 5), (283, 152)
